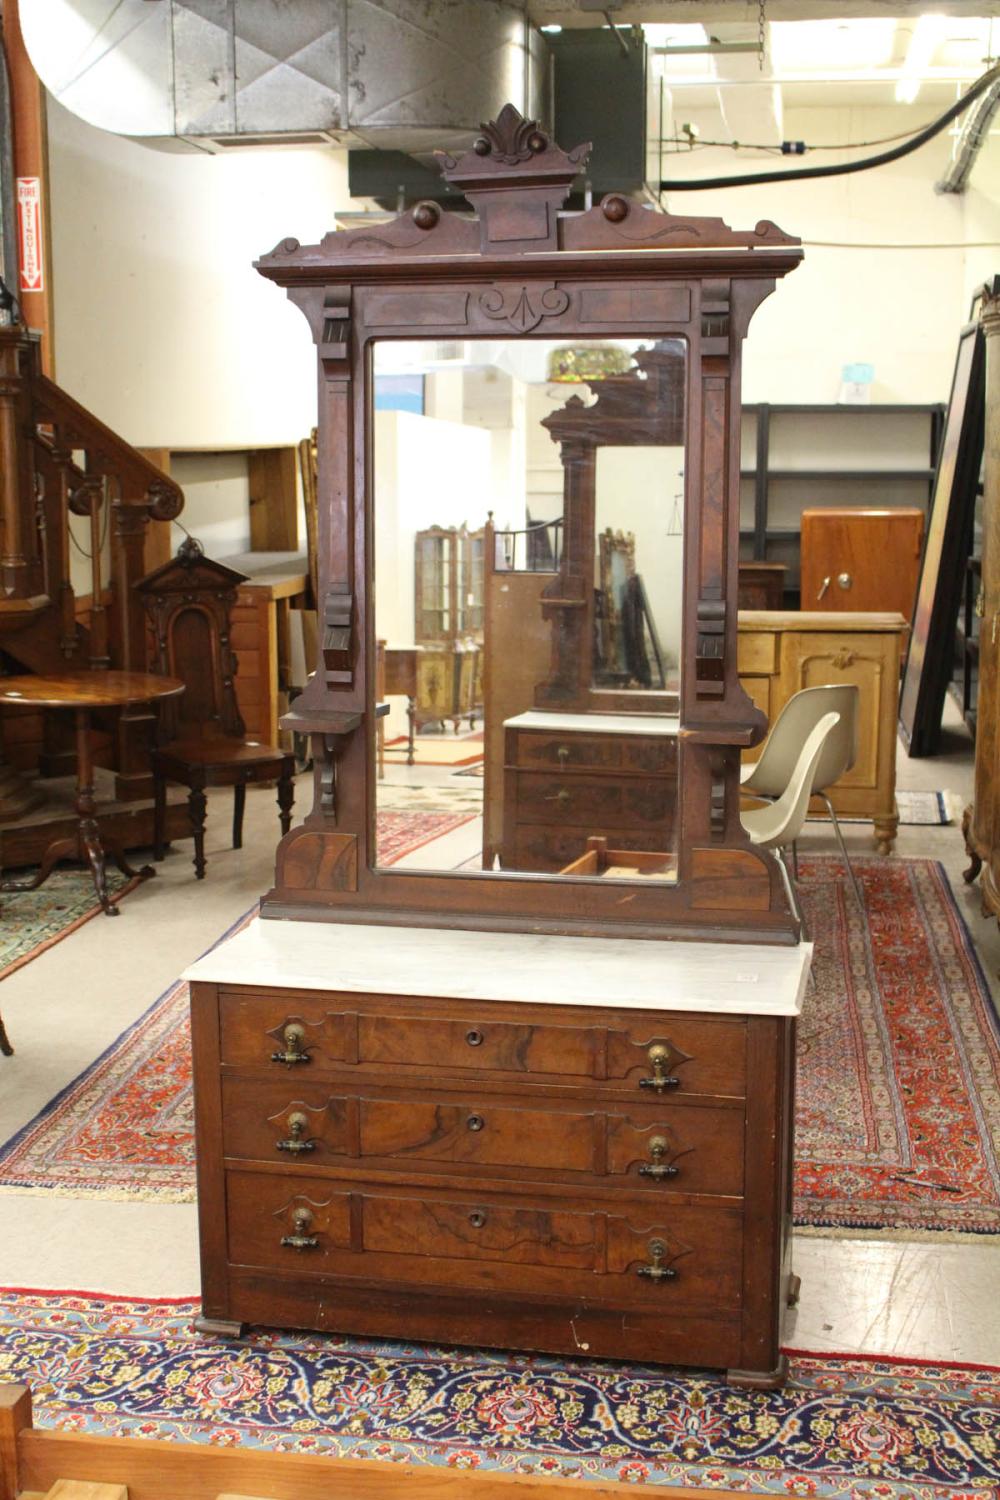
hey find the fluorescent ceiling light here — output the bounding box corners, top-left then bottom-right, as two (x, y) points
(769, 19), (897, 74)
(642, 23), (710, 50)
(896, 14), (949, 103)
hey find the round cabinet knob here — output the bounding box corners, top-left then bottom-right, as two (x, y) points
(837, 572), (853, 590)
(466, 1113), (485, 1132)
(468, 1209), (487, 1228)
(466, 1028), (484, 1047)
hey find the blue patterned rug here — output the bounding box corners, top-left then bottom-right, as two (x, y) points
(1, 1290), (997, 1496)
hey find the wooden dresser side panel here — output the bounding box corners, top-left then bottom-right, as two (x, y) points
(189, 979), (230, 1320)
(482, 570), (554, 866)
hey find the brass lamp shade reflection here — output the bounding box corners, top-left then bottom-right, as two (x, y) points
(547, 344), (632, 383)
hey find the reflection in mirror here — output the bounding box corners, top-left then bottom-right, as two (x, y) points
(372, 338), (686, 885)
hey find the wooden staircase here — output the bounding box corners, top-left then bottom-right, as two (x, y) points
(0, 322), (184, 816)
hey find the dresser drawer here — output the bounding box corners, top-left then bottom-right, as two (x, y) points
(509, 824), (671, 873)
(220, 991), (355, 1069)
(229, 1172), (742, 1310)
(512, 731), (676, 776)
(514, 773), (675, 830)
(222, 1079), (744, 1196)
(216, 994), (745, 1098)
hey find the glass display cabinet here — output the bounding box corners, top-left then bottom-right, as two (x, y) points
(185, 106), (810, 1388)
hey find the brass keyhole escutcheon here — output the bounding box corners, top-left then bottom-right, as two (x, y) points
(637, 1237), (677, 1283)
(276, 1111), (315, 1155)
(468, 1209), (487, 1228)
(640, 1044), (680, 1093)
(466, 1028), (484, 1047)
(639, 1134), (679, 1181)
(280, 1205), (319, 1251)
(466, 1113), (485, 1132)
(271, 1022), (310, 1066)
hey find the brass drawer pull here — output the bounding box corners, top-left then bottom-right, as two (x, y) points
(556, 745), (570, 764)
(545, 788), (570, 805)
(271, 1022), (310, 1066)
(276, 1111), (316, 1155)
(468, 1209), (487, 1228)
(466, 1028), (484, 1047)
(466, 1113), (485, 1132)
(637, 1238), (677, 1283)
(639, 1044), (680, 1093)
(280, 1207), (319, 1251)
(639, 1135), (679, 1181)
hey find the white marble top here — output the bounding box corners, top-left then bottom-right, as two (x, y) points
(505, 711), (680, 737)
(184, 918), (810, 1017)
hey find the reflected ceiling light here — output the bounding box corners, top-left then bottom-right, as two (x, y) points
(896, 14), (949, 104)
(769, 18), (896, 74)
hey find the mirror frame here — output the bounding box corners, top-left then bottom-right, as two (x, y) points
(257, 104), (804, 944)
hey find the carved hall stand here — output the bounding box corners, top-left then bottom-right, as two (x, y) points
(185, 107), (809, 1389)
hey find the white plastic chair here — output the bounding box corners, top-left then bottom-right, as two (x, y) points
(741, 711), (841, 936)
(741, 684), (862, 908)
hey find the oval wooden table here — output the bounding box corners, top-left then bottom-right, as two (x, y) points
(0, 671), (185, 918)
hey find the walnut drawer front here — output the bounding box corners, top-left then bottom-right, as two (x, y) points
(512, 731), (676, 776)
(510, 824), (671, 873)
(226, 1170), (742, 1310)
(221, 1079), (745, 1195)
(217, 996), (746, 1098)
(513, 773), (675, 830)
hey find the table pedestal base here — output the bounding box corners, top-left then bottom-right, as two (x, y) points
(1, 708), (155, 916)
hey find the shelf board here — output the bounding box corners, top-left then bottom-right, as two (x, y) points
(761, 469), (935, 482)
(742, 403), (945, 415)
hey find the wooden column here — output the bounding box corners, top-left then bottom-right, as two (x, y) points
(2, 0), (55, 374)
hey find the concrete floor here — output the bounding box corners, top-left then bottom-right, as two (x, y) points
(1, 700), (998, 1366)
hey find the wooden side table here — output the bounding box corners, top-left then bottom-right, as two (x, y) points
(0, 671), (185, 915)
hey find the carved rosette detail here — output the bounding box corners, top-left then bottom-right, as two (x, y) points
(479, 284), (570, 334)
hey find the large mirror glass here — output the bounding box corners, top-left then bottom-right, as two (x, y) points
(372, 337), (686, 883)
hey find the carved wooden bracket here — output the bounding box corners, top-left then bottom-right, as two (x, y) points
(320, 295), (351, 369)
(322, 585), (354, 677)
(695, 599), (726, 696)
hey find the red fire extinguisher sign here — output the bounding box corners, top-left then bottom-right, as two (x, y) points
(17, 177), (44, 293)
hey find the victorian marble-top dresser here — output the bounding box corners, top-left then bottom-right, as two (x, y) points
(185, 920), (810, 1389)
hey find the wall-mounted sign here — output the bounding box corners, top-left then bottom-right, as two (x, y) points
(17, 177), (44, 293)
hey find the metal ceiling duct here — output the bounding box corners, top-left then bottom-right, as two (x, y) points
(936, 77), (1000, 193)
(20, 0), (548, 155)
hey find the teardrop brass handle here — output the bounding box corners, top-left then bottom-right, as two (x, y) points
(637, 1237), (677, 1283)
(639, 1044), (680, 1092)
(280, 1206), (319, 1251)
(638, 1135), (679, 1181)
(276, 1111), (316, 1155)
(271, 1022), (310, 1065)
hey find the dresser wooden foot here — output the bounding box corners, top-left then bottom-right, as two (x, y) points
(194, 1315), (244, 1339)
(787, 1273), (801, 1307)
(726, 1355), (789, 1390)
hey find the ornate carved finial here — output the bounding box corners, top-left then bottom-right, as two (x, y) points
(441, 104), (589, 183)
(437, 104), (590, 255)
(176, 535), (206, 566)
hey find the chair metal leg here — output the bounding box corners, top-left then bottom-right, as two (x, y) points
(773, 845), (810, 942)
(792, 840), (799, 880)
(821, 791), (864, 909)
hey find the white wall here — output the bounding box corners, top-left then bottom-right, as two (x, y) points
(595, 446), (686, 670)
(662, 101), (1000, 403)
(47, 98), (348, 448)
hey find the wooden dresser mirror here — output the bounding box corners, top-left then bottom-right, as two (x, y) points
(258, 104), (804, 944)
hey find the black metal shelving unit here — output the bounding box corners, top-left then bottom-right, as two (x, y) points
(738, 402), (946, 604)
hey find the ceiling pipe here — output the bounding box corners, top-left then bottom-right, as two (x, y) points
(936, 77), (1000, 192)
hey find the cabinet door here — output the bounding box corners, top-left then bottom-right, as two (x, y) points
(800, 510), (924, 620)
(778, 632), (891, 795)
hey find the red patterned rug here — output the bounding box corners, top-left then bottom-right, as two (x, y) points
(1, 855), (998, 1234)
(1, 1290), (999, 1495)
